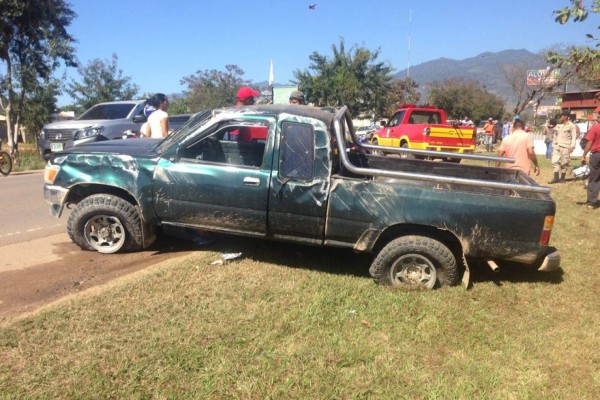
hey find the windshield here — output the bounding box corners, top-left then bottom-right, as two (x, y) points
(78, 103), (137, 120)
(155, 110), (213, 153)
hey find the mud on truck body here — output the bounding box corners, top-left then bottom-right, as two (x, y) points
(44, 105), (560, 289)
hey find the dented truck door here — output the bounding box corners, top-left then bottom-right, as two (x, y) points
(267, 116), (331, 245)
(152, 117), (275, 236)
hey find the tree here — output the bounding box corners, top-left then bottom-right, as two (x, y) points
(21, 78), (62, 142)
(0, 0), (77, 156)
(427, 78), (505, 122)
(66, 54), (140, 113)
(501, 60), (576, 116)
(383, 77), (421, 118)
(293, 39), (394, 118)
(547, 1), (600, 88)
(180, 65), (250, 111)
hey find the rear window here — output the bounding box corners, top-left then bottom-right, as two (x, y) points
(78, 103), (136, 120)
(408, 111), (441, 124)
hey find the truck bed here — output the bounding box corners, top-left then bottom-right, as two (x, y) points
(339, 153), (551, 201)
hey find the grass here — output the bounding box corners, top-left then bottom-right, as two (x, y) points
(2, 143), (47, 172)
(1, 151), (599, 399)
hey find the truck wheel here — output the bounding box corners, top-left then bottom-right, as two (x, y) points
(67, 194), (145, 254)
(371, 139), (385, 156)
(400, 143), (414, 159)
(370, 235), (459, 289)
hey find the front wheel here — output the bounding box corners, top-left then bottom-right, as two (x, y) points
(370, 235), (460, 289)
(67, 194), (151, 253)
(0, 152), (12, 176)
(399, 143), (414, 159)
(370, 139), (386, 156)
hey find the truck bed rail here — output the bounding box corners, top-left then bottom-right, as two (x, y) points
(333, 107), (551, 195)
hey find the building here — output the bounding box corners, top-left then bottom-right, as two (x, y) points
(561, 89), (600, 118)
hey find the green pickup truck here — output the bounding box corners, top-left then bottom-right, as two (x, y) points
(44, 105), (560, 289)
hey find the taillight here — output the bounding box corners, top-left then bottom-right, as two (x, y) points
(540, 215), (554, 245)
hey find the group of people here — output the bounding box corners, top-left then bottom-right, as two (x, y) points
(234, 86), (306, 106)
(498, 109), (600, 209)
(138, 87), (306, 138)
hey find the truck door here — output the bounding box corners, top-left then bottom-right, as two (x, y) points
(152, 117), (275, 236)
(382, 110), (405, 147)
(268, 118), (331, 245)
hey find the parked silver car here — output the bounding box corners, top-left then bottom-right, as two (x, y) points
(38, 100), (146, 160)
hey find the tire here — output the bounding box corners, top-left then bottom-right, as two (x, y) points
(399, 143), (414, 159)
(67, 194), (147, 253)
(371, 139), (385, 156)
(370, 235), (460, 289)
(0, 152), (12, 176)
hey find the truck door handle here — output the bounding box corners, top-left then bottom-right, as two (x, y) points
(243, 177), (260, 186)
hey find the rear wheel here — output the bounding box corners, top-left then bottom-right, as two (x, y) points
(0, 152), (12, 176)
(370, 235), (460, 289)
(67, 194), (152, 253)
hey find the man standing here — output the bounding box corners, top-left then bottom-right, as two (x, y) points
(581, 114), (600, 209)
(235, 86), (259, 106)
(484, 117), (495, 152)
(497, 120), (540, 176)
(549, 110), (578, 184)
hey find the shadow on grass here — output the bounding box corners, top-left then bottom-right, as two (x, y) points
(468, 259), (564, 287)
(152, 228), (372, 279)
(150, 228), (565, 287)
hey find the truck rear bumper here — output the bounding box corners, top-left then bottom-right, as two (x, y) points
(538, 247), (561, 272)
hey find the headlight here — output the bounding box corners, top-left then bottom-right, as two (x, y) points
(74, 126), (105, 140)
(40, 129), (46, 140)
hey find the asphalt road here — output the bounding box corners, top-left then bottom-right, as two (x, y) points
(0, 170), (65, 246)
(0, 171), (198, 319)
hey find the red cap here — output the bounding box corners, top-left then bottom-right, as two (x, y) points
(236, 86), (259, 101)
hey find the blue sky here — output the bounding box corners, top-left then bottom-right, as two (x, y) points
(56, 0), (597, 106)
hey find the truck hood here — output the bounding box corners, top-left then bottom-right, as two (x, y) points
(44, 119), (119, 129)
(58, 138), (160, 157)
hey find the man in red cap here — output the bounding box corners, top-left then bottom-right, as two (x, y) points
(236, 86), (259, 106)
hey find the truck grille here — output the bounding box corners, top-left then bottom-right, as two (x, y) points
(46, 129), (78, 141)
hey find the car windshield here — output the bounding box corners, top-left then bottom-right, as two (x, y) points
(78, 103), (136, 120)
(156, 110), (213, 154)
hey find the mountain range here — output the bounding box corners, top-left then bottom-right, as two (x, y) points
(394, 49), (549, 106)
(259, 49), (550, 108)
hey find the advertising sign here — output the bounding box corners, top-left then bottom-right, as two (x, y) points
(527, 69), (560, 86)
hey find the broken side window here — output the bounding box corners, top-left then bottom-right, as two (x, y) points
(279, 122), (314, 181)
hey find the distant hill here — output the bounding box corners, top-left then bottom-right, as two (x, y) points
(394, 49), (550, 106)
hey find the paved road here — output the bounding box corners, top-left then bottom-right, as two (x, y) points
(0, 170), (66, 246)
(0, 171), (198, 319)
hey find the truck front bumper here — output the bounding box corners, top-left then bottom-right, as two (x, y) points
(538, 247), (561, 272)
(44, 184), (69, 217)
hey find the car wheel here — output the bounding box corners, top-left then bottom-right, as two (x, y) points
(370, 235), (460, 289)
(371, 139), (386, 156)
(67, 194), (147, 253)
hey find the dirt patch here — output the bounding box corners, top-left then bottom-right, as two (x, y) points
(0, 233), (199, 320)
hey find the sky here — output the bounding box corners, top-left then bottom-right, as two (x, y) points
(55, 0), (598, 106)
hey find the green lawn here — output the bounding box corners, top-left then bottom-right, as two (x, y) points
(1, 156), (599, 399)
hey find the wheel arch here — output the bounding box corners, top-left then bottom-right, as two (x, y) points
(65, 183), (138, 209)
(372, 223), (464, 261)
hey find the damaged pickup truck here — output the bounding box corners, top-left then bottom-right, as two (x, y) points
(44, 105), (560, 289)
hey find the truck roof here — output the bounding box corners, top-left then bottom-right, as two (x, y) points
(226, 104), (335, 127)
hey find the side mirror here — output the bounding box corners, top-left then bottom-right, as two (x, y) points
(133, 115), (147, 123)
